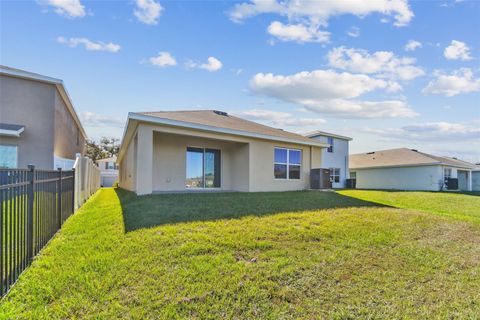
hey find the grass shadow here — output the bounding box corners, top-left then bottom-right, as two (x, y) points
(115, 189), (387, 232)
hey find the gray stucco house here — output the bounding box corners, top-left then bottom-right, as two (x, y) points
(0, 65), (87, 169)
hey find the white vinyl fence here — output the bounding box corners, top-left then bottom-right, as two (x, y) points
(73, 153), (101, 210)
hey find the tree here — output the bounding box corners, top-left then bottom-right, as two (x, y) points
(99, 137), (120, 158)
(85, 137), (120, 163)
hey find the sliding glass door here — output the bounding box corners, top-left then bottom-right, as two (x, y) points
(186, 147), (221, 188)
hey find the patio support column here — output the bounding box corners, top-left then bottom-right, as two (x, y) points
(468, 170), (473, 191)
(136, 125), (153, 195)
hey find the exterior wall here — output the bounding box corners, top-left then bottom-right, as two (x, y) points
(118, 122), (323, 194)
(119, 134), (137, 192)
(473, 172), (480, 191)
(248, 141), (320, 192)
(0, 75), (55, 169)
(310, 135), (349, 188)
(352, 165), (443, 191)
(152, 132), (249, 192)
(53, 89), (85, 159)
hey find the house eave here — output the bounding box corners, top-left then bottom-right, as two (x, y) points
(0, 65), (88, 140)
(117, 112), (329, 162)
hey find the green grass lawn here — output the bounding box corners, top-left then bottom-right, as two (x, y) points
(339, 190), (480, 222)
(1, 189), (480, 319)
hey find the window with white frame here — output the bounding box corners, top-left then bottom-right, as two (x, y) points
(350, 171), (356, 179)
(330, 168), (340, 183)
(327, 137), (334, 153)
(274, 147), (301, 180)
(0, 145), (17, 168)
(444, 168), (452, 179)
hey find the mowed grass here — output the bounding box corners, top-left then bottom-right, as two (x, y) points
(1, 189), (480, 319)
(339, 190), (480, 222)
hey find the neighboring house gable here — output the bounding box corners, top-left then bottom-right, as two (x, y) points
(0, 65), (87, 169)
(305, 130), (353, 188)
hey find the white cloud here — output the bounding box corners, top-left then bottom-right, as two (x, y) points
(249, 69), (417, 118)
(444, 40), (472, 60)
(42, 0), (86, 18)
(267, 21), (330, 43)
(229, 0), (413, 26)
(327, 46), (424, 82)
(229, 0), (413, 43)
(363, 121), (480, 141)
(134, 0), (163, 25)
(186, 57), (223, 72)
(422, 68), (480, 96)
(404, 40), (422, 51)
(80, 112), (124, 128)
(233, 109), (326, 127)
(57, 37), (120, 52)
(346, 26), (360, 38)
(148, 51), (177, 67)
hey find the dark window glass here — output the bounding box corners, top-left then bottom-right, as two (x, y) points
(289, 165), (300, 179)
(327, 137), (334, 153)
(274, 164), (287, 179)
(205, 149), (221, 188)
(274, 148), (287, 163)
(289, 149), (301, 165)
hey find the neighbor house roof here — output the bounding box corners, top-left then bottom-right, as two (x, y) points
(0, 123), (25, 137)
(350, 148), (477, 170)
(304, 130), (353, 141)
(0, 65), (87, 139)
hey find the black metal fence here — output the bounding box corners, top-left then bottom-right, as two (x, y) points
(0, 165), (74, 296)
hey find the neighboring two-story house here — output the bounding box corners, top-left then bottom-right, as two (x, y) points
(305, 131), (353, 188)
(0, 66), (87, 169)
(97, 156), (119, 187)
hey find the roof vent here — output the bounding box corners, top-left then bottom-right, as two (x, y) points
(213, 110), (228, 116)
(411, 149), (418, 152)
(366, 152), (375, 155)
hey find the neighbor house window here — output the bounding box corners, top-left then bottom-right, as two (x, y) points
(444, 168), (452, 179)
(0, 145), (17, 168)
(330, 168), (340, 183)
(186, 147), (221, 188)
(327, 137), (334, 153)
(350, 171), (356, 179)
(274, 147), (301, 180)
(107, 162), (116, 170)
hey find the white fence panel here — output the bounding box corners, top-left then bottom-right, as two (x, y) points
(73, 153), (101, 209)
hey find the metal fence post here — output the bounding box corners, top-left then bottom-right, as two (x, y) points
(57, 168), (62, 228)
(27, 165), (35, 262)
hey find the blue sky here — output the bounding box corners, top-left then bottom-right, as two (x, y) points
(1, 0), (479, 161)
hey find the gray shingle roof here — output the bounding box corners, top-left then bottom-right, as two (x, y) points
(350, 148), (476, 170)
(136, 110), (322, 145)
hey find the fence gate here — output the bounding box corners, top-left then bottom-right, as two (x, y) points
(0, 165), (74, 296)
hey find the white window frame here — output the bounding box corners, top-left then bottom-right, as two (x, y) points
(327, 137), (334, 153)
(444, 167), (452, 179)
(329, 167), (340, 183)
(274, 147), (302, 180)
(185, 146), (222, 189)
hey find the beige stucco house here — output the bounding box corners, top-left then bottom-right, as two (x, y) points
(0, 65), (87, 169)
(117, 110), (329, 195)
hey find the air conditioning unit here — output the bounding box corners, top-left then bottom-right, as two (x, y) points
(445, 178), (458, 190)
(310, 168), (332, 189)
(346, 179), (356, 189)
